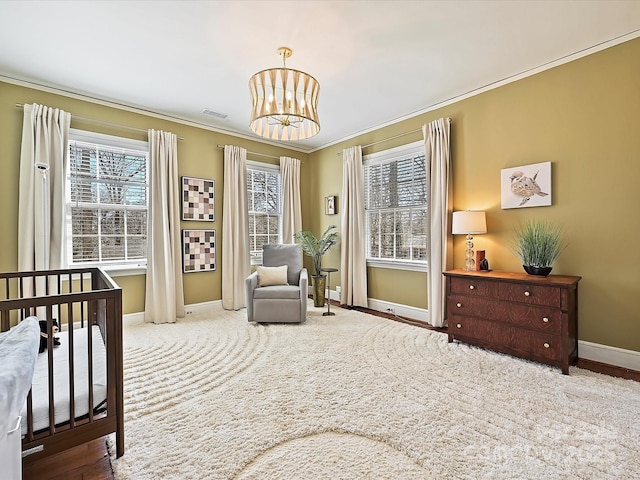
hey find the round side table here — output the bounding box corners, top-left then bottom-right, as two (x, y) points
(320, 268), (338, 316)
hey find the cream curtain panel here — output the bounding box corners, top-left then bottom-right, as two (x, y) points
(423, 118), (453, 328)
(18, 103), (71, 274)
(280, 156), (302, 244)
(222, 145), (250, 310)
(145, 129), (185, 324)
(340, 146), (368, 307)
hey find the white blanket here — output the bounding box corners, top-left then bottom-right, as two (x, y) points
(20, 325), (108, 435)
(0, 318), (40, 435)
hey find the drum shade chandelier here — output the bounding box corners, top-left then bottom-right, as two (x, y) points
(249, 46), (320, 141)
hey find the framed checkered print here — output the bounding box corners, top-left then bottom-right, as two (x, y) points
(182, 229), (216, 273)
(182, 176), (215, 221)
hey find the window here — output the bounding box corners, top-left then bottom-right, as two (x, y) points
(247, 161), (282, 264)
(364, 141), (427, 271)
(66, 129), (149, 270)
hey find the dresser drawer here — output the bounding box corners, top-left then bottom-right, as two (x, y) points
(444, 270), (580, 374)
(449, 277), (499, 299)
(498, 283), (561, 308)
(448, 295), (561, 334)
(450, 316), (561, 362)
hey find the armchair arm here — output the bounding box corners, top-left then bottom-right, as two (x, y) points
(299, 268), (308, 320)
(245, 271), (259, 322)
(298, 268), (308, 293)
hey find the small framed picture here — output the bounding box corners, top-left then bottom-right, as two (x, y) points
(182, 176), (215, 221)
(182, 229), (216, 273)
(501, 161), (552, 209)
(325, 195), (337, 215)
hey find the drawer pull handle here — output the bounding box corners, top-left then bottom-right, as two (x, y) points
(469, 285), (475, 290)
(456, 323), (461, 329)
(542, 317), (549, 323)
(544, 342), (550, 348)
(456, 302), (462, 308)
(524, 291), (531, 297)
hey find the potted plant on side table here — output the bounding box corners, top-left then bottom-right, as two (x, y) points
(512, 219), (567, 276)
(294, 225), (339, 307)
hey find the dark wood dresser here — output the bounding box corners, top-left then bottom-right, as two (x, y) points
(443, 269), (581, 374)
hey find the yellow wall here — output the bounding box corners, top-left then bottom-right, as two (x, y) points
(2, 36), (639, 352)
(311, 38), (640, 352)
(0, 82), (308, 314)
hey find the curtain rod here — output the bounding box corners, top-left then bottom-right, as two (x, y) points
(15, 103), (185, 141)
(362, 128), (422, 149)
(217, 144), (300, 162)
(336, 129), (420, 156)
(338, 118), (452, 155)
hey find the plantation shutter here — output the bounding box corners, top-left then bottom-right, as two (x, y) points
(247, 165), (281, 262)
(68, 139), (148, 264)
(364, 151), (428, 262)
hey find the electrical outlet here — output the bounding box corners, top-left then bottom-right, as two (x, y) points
(386, 306), (395, 314)
(185, 309), (193, 315)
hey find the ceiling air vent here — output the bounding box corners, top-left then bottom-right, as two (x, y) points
(201, 108), (228, 119)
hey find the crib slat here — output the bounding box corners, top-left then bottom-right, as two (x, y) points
(19, 276), (24, 319)
(80, 272), (85, 328)
(0, 310), (8, 332)
(26, 389), (34, 442)
(87, 312), (94, 422)
(67, 301), (76, 429)
(46, 304), (55, 435)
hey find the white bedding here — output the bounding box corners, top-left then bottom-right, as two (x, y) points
(0, 318), (39, 436)
(20, 325), (108, 435)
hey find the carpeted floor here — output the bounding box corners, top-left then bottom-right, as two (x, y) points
(110, 303), (640, 479)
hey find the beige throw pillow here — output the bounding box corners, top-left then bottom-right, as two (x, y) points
(257, 265), (288, 287)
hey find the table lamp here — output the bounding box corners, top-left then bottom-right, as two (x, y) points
(452, 210), (487, 271)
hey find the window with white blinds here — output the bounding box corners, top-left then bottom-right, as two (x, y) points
(364, 141), (428, 270)
(247, 161), (282, 264)
(66, 129), (149, 267)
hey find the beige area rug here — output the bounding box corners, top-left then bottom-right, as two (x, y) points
(109, 303), (640, 479)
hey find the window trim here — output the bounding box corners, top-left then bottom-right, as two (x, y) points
(246, 160), (282, 265)
(69, 128), (148, 151)
(363, 140), (428, 272)
(66, 129), (149, 272)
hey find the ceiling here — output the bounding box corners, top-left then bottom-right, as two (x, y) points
(1, 1), (639, 153)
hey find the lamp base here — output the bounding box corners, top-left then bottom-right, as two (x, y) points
(463, 234), (475, 271)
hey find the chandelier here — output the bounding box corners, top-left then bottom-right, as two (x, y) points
(249, 46), (320, 141)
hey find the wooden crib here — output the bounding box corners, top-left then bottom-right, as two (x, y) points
(0, 267), (123, 463)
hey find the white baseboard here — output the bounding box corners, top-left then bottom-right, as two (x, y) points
(308, 287), (345, 303)
(320, 290), (429, 323)
(184, 300), (222, 315)
(305, 288), (430, 322)
(123, 311), (145, 326)
(329, 288), (340, 302)
(365, 297), (429, 323)
(123, 300), (221, 326)
(578, 340), (640, 372)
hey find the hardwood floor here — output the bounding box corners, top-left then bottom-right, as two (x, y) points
(575, 358), (640, 382)
(22, 438), (113, 480)
(23, 302), (638, 480)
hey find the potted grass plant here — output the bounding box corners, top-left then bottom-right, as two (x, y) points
(512, 220), (567, 276)
(293, 225), (339, 307)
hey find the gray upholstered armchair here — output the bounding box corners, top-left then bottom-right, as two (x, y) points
(245, 244), (308, 323)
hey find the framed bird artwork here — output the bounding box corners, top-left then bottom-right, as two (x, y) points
(501, 161), (552, 209)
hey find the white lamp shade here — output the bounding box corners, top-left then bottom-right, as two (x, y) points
(452, 211), (487, 235)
